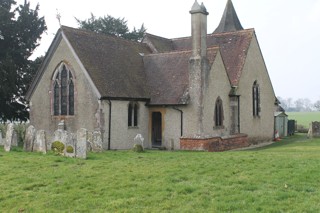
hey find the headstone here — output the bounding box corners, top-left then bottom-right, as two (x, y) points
(24, 125), (36, 151)
(134, 134), (144, 147)
(76, 128), (87, 159)
(4, 123), (14, 152)
(313, 122), (320, 137)
(33, 130), (47, 153)
(64, 133), (76, 158)
(11, 131), (18, 147)
(92, 131), (103, 152)
(51, 129), (69, 150)
(86, 131), (93, 152)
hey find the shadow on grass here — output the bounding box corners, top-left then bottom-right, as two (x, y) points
(248, 133), (309, 151)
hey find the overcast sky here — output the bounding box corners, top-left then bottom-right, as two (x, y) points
(18, 0), (320, 102)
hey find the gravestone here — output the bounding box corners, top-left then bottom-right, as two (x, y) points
(308, 121), (320, 138)
(86, 131), (93, 151)
(92, 131), (103, 152)
(24, 125), (36, 151)
(4, 123), (14, 152)
(134, 134), (144, 146)
(76, 128), (87, 159)
(51, 129), (69, 150)
(33, 130), (47, 153)
(64, 133), (76, 158)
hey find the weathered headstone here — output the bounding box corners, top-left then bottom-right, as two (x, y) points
(24, 125), (36, 151)
(33, 130), (47, 153)
(4, 123), (14, 152)
(86, 131), (93, 151)
(308, 121), (320, 138)
(92, 131), (103, 152)
(76, 128), (87, 159)
(134, 134), (144, 146)
(64, 133), (76, 158)
(133, 134), (144, 152)
(12, 131), (18, 147)
(51, 129), (69, 150)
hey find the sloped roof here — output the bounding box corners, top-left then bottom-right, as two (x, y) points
(213, 0), (244, 33)
(142, 33), (173, 53)
(61, 26), (152, 99)
(172, 29), (254, 86)
(144, 47), (219, 105)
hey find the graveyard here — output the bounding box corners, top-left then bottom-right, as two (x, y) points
(0, 133), (319, 212)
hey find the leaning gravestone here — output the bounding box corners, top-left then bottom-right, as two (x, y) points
(33, 130), (47, 154)
(24, 125), (36, 151)
(92, 131), (103, 152)
(76, 128), (87, 159)
(4, 123), (14, 152)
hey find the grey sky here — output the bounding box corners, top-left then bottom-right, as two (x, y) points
(19, 0), (320, 101)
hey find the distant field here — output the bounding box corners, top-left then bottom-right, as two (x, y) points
(287, 111), (320, 128)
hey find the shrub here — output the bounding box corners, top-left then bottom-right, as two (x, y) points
(66, 145), (74, 153)
(132, 144), (144, 152)
(51, 141), (65, 155)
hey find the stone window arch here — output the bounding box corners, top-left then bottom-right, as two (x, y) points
(214, 96), (224, 127)
(252, 80), (260, 117)
(128, 102), (139, 127)
(52, 63), (74, 116)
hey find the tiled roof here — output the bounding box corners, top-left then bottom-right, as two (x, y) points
(144, 48), (219, 105)
(142, 33), (173, 53)
(171, 29), (254, 86)
(62, 26), (152, 99)
(143, 51), (191, 105)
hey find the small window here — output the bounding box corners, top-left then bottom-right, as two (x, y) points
(52, 63), (74, 116)
(214, 97), (224, 127)
(252, 81), (260, 117)
(128, 102), (138, 127)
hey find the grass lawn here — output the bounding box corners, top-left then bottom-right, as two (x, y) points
(287, 111), (320, 128)
(0, 134), (319, 212)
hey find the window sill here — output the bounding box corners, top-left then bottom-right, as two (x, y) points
(128, 126), (139, 129)
(213, 126), (224, 130)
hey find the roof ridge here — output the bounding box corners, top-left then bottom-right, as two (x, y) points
(61, 25), (145, 46)
(144, 49), (192, 57)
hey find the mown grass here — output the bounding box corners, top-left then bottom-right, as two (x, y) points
(0, 134), (319, 212)
(287, 111), (320, 128)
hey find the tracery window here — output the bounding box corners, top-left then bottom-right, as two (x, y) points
(128, 102), (138, 127)
(214, 97), (224, 127)
(252, 81), (260, 117)
(53, 63), (74, 116)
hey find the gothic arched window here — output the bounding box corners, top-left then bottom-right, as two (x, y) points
(53, 64), (74, 116)
(128, 102), (138, 127)
(214, 97), (224, 127)
(252, 81), (260, 117)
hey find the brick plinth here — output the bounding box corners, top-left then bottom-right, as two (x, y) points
(180, 134), (249, 152)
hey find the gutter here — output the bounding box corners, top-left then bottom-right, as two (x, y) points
(172, 107), (183, 137)
(107, 99), (112, 150)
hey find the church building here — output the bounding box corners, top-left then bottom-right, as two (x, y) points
(26, 0), (278, 151)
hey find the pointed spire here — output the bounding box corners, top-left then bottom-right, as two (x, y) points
(190, 0), (209, 15)
(213, 0), (243, 33)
